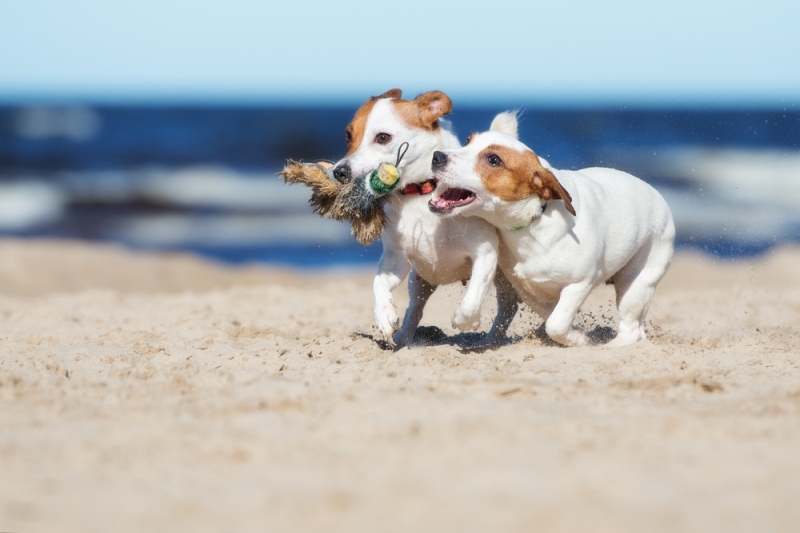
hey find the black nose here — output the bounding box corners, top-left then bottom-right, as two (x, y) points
(431, 151), (447, 170)
(333, 163), (352, 183)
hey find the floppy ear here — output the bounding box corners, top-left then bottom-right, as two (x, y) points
(371, 88), (403, 100)
(533, 168), (576, 216)
(414, 91), (452, 128)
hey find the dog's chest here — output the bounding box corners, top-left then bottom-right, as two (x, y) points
(386, 200), (474, 284)
(499, 238), (567, 302)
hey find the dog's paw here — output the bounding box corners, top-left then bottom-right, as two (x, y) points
(602, 321), (646, 348)
(559, 329), (588, 347)
(452, 306), (481, 331)
(392, 329), (413, 348)
(603, 332), (644, 348)
(374, 299), (399, 341)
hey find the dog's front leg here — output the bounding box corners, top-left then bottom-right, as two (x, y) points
(481, 269), (520, 346)
(545, 281), (595, 346)
(452, 242), (498, 332)
(393, 269), (436, 347)
(373, 248), (412, 345)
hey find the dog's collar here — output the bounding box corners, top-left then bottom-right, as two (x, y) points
(399, 178), (438, 196)
(508, 203), (548, 231)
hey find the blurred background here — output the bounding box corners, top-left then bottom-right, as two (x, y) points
(1, 0), (798, 267)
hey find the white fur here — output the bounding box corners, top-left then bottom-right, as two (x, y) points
(430, 121), (675, 347)
(489, 111), (519, 139)
(335, 98), (519, 346)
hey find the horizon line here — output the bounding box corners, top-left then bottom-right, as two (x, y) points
(0, 89), (799, 110)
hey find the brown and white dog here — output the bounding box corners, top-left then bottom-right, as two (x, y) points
(429, 113), (675, 347)
(332, 90), (520, 346)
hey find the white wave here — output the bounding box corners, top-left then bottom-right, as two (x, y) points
(114, 213), (354, 247)
(139, 167), (312, 210)
(60, 167), (313, 212)
(0, 182), (65, 230)
(658, 187), (798, 243)
(15, 107), (101, 141)
(662, 148), (800, 208)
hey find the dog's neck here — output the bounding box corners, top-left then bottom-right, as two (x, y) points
(397, 126), (460, 195)
(401, 155), (438, 187)
(484, 197), (548, 232)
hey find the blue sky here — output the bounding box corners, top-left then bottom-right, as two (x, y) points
(1, 0), (798, 105)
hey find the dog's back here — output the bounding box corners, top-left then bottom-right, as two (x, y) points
(564, 166), (674, 247)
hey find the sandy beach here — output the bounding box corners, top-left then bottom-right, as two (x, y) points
(1, 238), (799, 532)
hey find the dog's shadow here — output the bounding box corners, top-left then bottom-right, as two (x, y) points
(587, 326), (616, 344)
(410, 326), (506, 353)
(356, 324), (618, 352)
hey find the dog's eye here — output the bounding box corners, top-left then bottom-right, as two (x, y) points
(345, 129), (353, 146)
(486, 154), (503, 167)
(375, 133), (392, 145)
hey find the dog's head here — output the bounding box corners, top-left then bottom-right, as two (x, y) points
(331, 89), (452, 187)
(428, 114), (575, 219)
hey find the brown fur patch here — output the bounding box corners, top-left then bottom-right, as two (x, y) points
(466, 133), (478, 145)
(344, 89), (403, 157)
(344, 99), (379, 157)
(393, 91), (452, 131)
(372, 88), (402, 100)
(344, 90), (452, 156)
(477, 145), (576, 215)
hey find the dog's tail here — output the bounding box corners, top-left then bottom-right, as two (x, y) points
(490, 111), (519, 139)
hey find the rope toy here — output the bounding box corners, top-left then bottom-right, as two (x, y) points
(280, 143), (411, 246)
(280, 161), (387, 245)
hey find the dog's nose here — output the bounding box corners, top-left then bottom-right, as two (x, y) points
(431, 151), (447, 170)
(333, 163), (352, 183)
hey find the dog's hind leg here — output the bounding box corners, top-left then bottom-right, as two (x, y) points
(393, 269), (436, 347)
(607, 233), (674, 347)
(481, 269), (520, 347)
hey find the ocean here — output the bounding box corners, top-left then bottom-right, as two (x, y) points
(1, 104), (798, 266)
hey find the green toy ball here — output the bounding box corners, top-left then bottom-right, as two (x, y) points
(368, 141), (409, 197)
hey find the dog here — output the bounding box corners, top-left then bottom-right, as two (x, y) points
(332, 89), (520, 347)
(428, 113), (675, 347)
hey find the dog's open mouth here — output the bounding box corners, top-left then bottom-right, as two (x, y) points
(428, 187), (476, 214)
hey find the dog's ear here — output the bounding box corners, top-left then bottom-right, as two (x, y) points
(371, 88), (403, 101)
(533, 168), (576, 216)
(490, 112), (519, 139)
(414, 91), (452, 128)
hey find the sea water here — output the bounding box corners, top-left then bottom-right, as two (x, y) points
(0, 104), (798, 266)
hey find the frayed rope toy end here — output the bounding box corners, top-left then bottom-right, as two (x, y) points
(279, 142), (410, 246)
(280, 160), (386, 246)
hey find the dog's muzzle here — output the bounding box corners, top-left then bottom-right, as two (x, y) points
(333, 163), (352, 183)
(431, 151), (447, 170)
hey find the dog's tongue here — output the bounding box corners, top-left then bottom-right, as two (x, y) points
(430, 194), (450, 210)
(444, 188), (473, 201)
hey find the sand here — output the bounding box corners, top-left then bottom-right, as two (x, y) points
(0, 238), (798, 533)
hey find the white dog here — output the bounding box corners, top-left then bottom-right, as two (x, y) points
(332, 90), (519, 346)
(428, 113), (675, 347)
